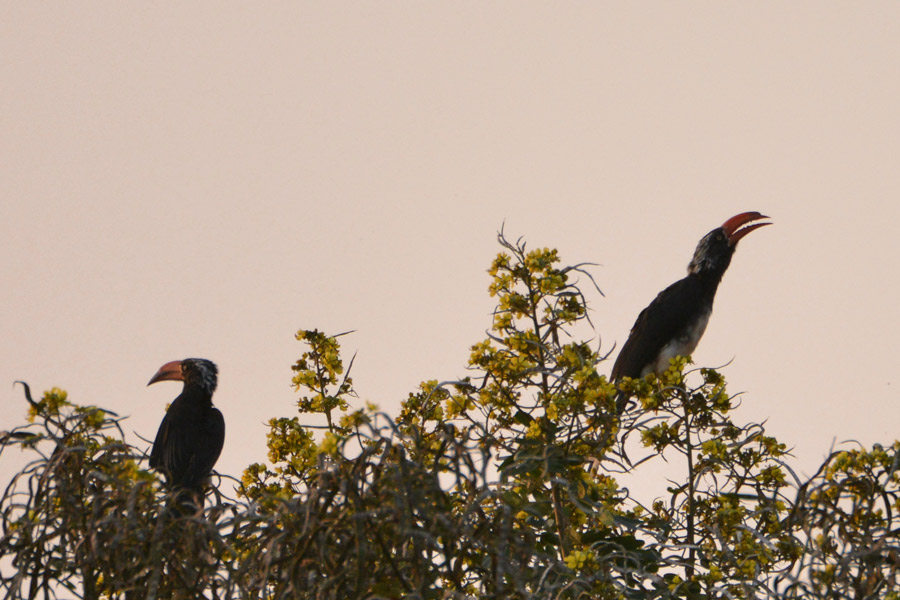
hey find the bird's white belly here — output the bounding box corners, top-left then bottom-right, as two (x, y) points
(643, 310), (712, 376)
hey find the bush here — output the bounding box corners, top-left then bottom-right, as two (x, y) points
(1, 231), (896, 599)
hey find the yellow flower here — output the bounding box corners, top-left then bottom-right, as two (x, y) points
(564, 549), (593, 571)
(545, 403), (559, 421)
(319, 432), (340, 455)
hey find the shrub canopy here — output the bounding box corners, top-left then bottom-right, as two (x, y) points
(2, 232), (898, 599)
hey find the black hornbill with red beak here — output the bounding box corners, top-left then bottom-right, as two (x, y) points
(611, 212), (771, 406)
(147, 358), (225, 500)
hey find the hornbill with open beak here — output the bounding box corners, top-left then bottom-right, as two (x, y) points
(611, 212), (771, 409)
(147, 358), (225, 506)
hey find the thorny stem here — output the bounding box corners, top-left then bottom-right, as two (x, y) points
(684, 390), (696, 580)
(315, 353), (334, 431)
(524, 264), (570, 561)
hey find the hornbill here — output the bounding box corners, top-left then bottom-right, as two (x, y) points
(147, 358), (225, 508)
(611, 212), (771, 409)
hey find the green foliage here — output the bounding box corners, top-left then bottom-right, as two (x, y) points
(621, 361), (800, 598)
(1, 383), (230, 599)
(292, 328), (355, 431)
(1, 230), (897, 599)
(779, 443), (900, 598)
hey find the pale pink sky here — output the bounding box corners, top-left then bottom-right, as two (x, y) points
(2, 4), (899, 496)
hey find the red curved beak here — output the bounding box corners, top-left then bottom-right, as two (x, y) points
(721, 211), (772, 245)
(148, 360), (184, 386)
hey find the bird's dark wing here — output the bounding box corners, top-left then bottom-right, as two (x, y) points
(150, 394), (224, 490)
(149, 410), (172, 470)
(184, 407), (225, 488)
(611, 276), (708, 381)
(150, 404), (192, 486)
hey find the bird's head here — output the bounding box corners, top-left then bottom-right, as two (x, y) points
(147, 358), (218, 395)
(687, 212), (771, 277)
